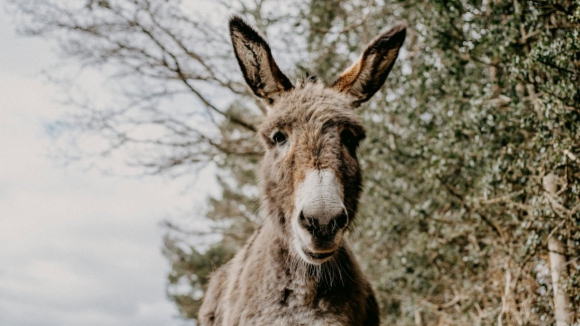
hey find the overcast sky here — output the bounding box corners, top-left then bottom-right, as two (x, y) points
(0, 2), (214, 325)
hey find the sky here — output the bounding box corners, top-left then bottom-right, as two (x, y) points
(0, 2), (214, 325)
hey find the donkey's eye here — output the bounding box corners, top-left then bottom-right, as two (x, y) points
(340, 129), (358, 154)
(272, 131), (287, 145)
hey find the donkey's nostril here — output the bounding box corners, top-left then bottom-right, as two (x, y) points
(334, 212), (348, 230)
(299, 211), (315, 230)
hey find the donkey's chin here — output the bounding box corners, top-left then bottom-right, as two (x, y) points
(293, 238), (340, 265)
(304, 248), (336, 262)
(297, 247), (336, 265)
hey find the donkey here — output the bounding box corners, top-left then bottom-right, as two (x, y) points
(198, 16), (406, 326)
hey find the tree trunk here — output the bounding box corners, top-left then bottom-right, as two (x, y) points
(543, 174), (572, 326)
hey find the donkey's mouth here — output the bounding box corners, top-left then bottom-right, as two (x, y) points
(304, 250), (335, 261)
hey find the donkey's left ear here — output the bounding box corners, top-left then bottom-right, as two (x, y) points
(229, 15), (293, 105)
(332, 23), (406, 106)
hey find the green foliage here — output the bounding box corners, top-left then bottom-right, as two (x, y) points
(350, 0), (580, 323)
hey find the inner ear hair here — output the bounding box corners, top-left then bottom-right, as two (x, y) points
(229, 15), (293, 104)
(332, 23), (406, 106)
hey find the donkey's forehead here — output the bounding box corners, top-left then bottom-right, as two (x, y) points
(261, 83), (364, 131)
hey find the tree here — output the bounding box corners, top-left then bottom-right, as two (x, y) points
(11, 0), (579, 324)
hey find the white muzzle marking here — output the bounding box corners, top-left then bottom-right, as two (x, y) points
(292, 169), (346, 264)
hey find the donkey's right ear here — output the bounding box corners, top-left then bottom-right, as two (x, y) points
(229, 16), (293, 105)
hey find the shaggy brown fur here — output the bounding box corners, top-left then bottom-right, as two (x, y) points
(198, 16), (405, 326)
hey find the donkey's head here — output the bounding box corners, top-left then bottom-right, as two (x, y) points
(229, 16), (405, 265)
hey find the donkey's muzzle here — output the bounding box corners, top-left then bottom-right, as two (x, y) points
(299, 210), (348, 243)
